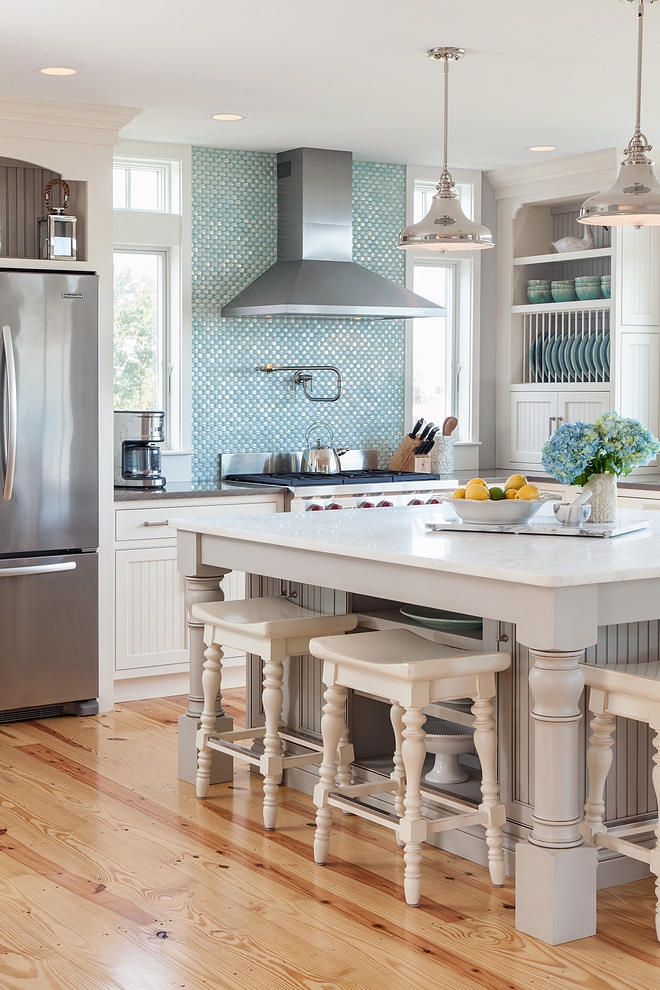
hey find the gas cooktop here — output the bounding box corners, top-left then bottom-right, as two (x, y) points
(224, 469), (442, 488)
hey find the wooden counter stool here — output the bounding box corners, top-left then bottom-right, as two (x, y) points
(309, 628), (511, 907)
(191, 597), (357, 830)
(579, 660), (660, 940)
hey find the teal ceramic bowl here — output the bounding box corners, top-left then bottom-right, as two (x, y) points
(601, 275), (611, 299)
(551, 279), (577, 302)
(527, 286), (552, 304)
(575, 283), (602, 301)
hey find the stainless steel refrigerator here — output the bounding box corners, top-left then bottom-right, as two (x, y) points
(0, 271), (99, 721)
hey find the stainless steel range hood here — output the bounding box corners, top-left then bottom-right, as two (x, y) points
(221, 148), (445, 319)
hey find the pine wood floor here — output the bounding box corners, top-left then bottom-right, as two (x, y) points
(0, 691), (657, 989)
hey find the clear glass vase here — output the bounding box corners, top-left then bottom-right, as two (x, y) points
(583, 472), (617, 524)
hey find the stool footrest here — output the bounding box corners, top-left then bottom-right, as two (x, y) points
(328, 794), (400, 831)
(281, 752), (323, 770)
(420, 787), (481, 816)
(208, 738), (261, 765)
(588, 828), (655, 865)
(335, 779), (395, 799)
(425, 810), (487, 835)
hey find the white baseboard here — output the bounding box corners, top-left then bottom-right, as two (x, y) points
(113, 663), (246, 703)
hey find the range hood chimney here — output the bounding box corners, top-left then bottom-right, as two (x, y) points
(221, 148), (445, 319)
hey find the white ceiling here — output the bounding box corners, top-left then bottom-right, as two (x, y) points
(1, 0), (659, 171)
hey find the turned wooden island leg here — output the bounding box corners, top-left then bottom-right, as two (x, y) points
(516, 648), (598, 945)
(178, 569), (233, 785)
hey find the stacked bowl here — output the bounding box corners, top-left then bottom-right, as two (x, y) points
(575, 275), (602, 300)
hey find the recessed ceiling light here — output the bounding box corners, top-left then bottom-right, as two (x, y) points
(40, 66), (78, 76)
(527, 145), (556, 152)
(209, 113), (244, 121)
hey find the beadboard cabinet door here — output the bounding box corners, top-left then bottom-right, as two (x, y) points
(618, 226), (660, 326)
(619, 332), (660, 439)
(115, 546), (187, 672)
(510, 390), (611, 464)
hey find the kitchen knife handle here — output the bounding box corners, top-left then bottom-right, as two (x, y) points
(1, 325), (17, 501)
(409, 417), (424, 439)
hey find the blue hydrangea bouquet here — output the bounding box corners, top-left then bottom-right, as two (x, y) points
(541, 412), (660, 486)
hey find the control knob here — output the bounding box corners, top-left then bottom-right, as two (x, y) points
(307, 503), (325, 511)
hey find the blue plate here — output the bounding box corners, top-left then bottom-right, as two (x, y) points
(537, 333), (548, 383)
(600, 330), (610, 380)
(529, 334), (538, 381)
(576, 333), (589, 382)
(565, 335), (579, 380)
(547, 335), (560, 381)
(591, 335), (602, 379)
(585, 334), (597, 381)
(558, 336), (571, 381)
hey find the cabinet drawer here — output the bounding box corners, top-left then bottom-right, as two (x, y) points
(115, 500), (279, 542)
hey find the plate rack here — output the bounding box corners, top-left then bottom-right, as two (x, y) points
(521, 306), (610, 385)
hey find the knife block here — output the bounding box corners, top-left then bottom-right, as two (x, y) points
(389, 436), (419, 471)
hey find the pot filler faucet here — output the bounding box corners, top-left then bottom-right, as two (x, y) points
(257, 363), (342, 402)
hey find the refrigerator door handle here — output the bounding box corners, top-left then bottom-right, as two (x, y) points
(1, 325), (17, 501)
(0, 561), (76, 578)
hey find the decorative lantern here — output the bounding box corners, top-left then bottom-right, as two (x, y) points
(38, 178), (77, 261)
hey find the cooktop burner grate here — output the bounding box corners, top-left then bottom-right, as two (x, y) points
(225, 469), (442, 488)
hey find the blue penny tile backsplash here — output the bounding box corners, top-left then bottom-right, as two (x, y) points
(191, 148), (406, 483)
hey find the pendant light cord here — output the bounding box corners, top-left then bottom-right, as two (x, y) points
(625, 0), (653, 161)
(444, 57), (449, 171)
(635, 0), (644, 137)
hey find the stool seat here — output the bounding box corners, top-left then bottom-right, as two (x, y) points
(311, 629), (510, 680)
(579, 659), (660, 940)
(310, 628), (510, 907)
(193, 596), (357, 831)
(192, 597), (357, 641)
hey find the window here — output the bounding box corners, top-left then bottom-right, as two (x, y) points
(113, 157), (180, 213)
(404, 167), (482, 445)
(113, 144), (189, 452)
(410, 264), (456, 428)
(113, 251), (167, 411)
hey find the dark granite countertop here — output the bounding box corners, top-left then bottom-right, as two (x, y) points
(114, 481), (286, 502)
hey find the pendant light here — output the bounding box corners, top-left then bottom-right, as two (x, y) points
(398, 48), (494, 251)
(579, 0), (660, 226)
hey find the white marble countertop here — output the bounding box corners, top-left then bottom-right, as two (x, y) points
(170, 502), (660, 589)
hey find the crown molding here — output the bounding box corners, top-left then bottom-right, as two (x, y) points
(0, 96), (140, 145)
(486, 148), (619, 197)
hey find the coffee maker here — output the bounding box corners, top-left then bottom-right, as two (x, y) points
(114, 411), (166, 488)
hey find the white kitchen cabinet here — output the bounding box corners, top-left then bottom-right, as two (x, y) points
(116, 545), (187, 672)
(113, 493), (284, 691)
(509, 389), (611, 465)
(618, 226), (660, 327)
(618, 331), (660, 438)
(491, 149), (660, 469)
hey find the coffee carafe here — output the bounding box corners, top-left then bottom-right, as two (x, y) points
(114, 410), (166, 488)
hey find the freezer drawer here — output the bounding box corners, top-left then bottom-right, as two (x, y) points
(0, 551), (98, 713)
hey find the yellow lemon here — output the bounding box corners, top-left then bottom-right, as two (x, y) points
(517, 484), (540, 501)
(452, 488), (466, 499)
(504, 473), (528, 491)
(466, 477), (488, 488)
(505, 488), (518, 499)
(465, 483), (490, 501)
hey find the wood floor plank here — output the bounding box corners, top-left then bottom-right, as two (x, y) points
(0, 698), (657, 990)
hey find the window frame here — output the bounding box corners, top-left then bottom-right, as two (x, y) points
(404, 165), (483, 447)
(113, 247), (169, 414)
(113, 142), (191, 454)
(113, 156), (180, 214)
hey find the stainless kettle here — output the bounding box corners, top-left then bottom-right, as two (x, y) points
(301, 423), (349, 474)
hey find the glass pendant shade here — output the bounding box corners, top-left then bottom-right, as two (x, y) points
(579, 0), (660, 227)
(398, 47), (494, 252)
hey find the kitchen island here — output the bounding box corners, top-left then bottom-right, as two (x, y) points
(173, 503), (660, 946)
